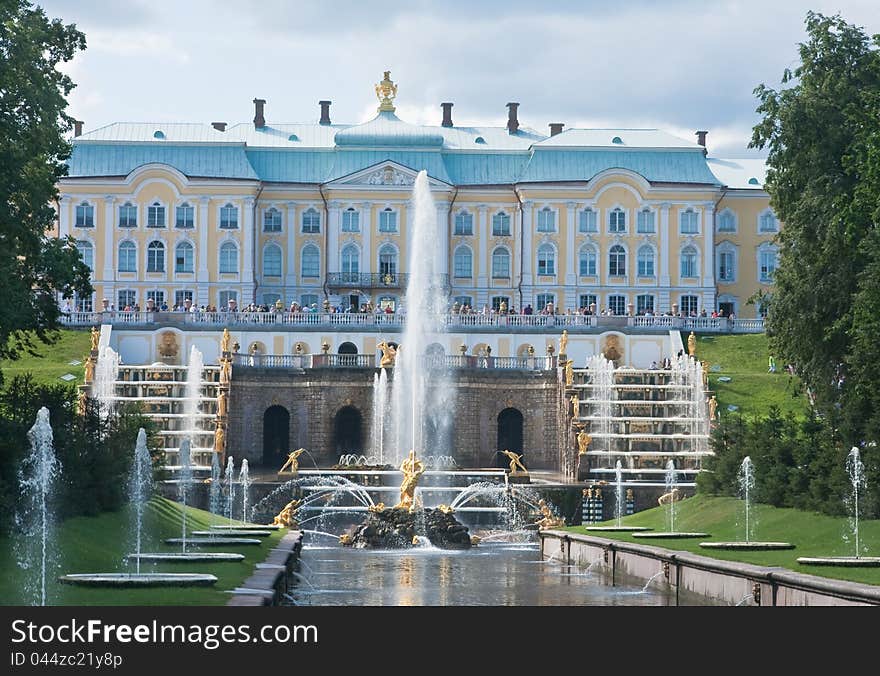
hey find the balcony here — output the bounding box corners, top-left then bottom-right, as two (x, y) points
(326, 272), (449, 290)
(231, 353), (557, 371)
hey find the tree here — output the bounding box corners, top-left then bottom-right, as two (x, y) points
(750, 12), (880, 439)
(0, 1), (91, 365)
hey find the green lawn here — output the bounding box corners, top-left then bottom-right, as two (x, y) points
(685, 332), (806, 418)
(0, 329), (91, 386)
(0, 497), (286, 605)
(566, 494), (880, 585)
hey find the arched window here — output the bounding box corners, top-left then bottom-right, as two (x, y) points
(301, 244), (320, 277)
(118, 241), (136, 272)
(220, 203), (238, 229)
(680, 208), (698, 234)
(219, 241), (238, 273)
(378, 244), (397, 276)
(453, 245), (472, 278)
(118, 202), (137, 228)
(537, 243), (555, 275)
(717, 243), (737, 283)
(146, 240), (165, 272)
(454, 211), (473, 236)
(758, 244), (778, 282)
(609, 208), (626, 233)
(492, 212), (510, 236)
(75, 201), (94, 228)
(175, 241), (194, 273)
(302, 207), (321, 233)
(378, 208), (397, 233)
(263, 243), (282, 277)
(175, 202), (194, 229)
(637, 245), (655, 277)
(609, 244), (626, 276)
(75, 240), (93, 271)
(637, 208), (655, 233)
(492, 247), (510, 278)
(263, 207), (282, 232)
(680, 246), (698, 278)
(147, 201), (166, 228)
(759, 210), (778, 233)
(579, 208), (597, 233)
(342, 208), (359, 232)
(341, 244), (359, 277)
(537, 207), (556, 232)
(718, 209), (736, 232)
(579, 245), (597, 276)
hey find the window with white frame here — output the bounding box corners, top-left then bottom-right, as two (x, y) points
(680, 246), (698, 278)
(301, 244), (320, 277)
(378, 208), (397, 233)
(759, 210), (778, 233)
(579, 294), (597, 310)
(579, 208), (597, 233)
(300, 293), (318, 309)
(609, 208), (626, 233)
(718, 209), (736, 232)
(608, 295), (626, 315)
(492, 247), (510, 278)
(536, 207), (556, 233)
(301, 208), (321, 233)
(263, 243), (282, 277)
(219, 290), (238, 309)
(75, 240), (93, 272)
(453, 295), (473, 308)
(175, 203), (194, 229)
(680, 295), (699, 316)
(219, 241), (238, 273)
(637, 294), (654, 314)
(220, 203), (238, 229)
(146, 240), (165, 272)
(262, 293), (281, 306)
(174, 241), (194, 273)
(453, 245), (472, 278)
(636, 208), (655, 233)
(118, 202), (137, 228)
(75, 293), (93, 312)
(342, 208), (359, 232)
(680, 208), (698, 234)
(75, 201), (94, 228)
(491, 296), (509, 312)
(609, 245), (626, 276)
(379, 244), (398, 276)
(717, 247), (737, 283)
(118, 241), (136, 272)
(117, 289), (136, 310)
(454, 211), (473, 236)
(174, 290), (193, 309)
(759, 246), (778, 282)
(147, 201), (166, 228)
(579, 246), (597, 276)
(537, 243), (555, 275)
(146, 290), (165, 308)
(492, 212), (510, 236)
(263, 207), (282, 232)
(536, 293), (555, 312)
(341, 245), (359, 278)
(637, 245), (655, 277)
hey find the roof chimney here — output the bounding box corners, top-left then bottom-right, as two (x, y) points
(506, 102), (520, 134)
(549, 122), (564, 137)
(73, 120), (83, 137)
(319, 100), (332, 125)
(695, 130), (708, 154)
(441, 102), (454, 128)
(211, 121), (227, 132)
(253, 98), (266, 129)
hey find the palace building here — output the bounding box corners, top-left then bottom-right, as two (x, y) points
(57, 72), (777, 320)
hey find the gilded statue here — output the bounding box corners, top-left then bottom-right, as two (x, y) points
(559, 330), (568, 356)
(571, 394), (580, 419)
(501, 449), (528, 476)
(395, 449), (425, 512)
(577, 428), (592, 455)
(437, 504), (454, 515)
(377, 340), (397, 368)
(89, 326), (100, 353)
(708, 395), (718, 421)
(84, 357), (95, 384)
(565, 359), (574, 387)
(375, 70), (398, 112)
(221, 328), (232, 355)
(77, 388), (88, 415)
(687, 331), (697, 357)
(702, 360), (709, 386)
(535, 499), (565, 530)
(278, 448), (306, 476)
(270, 499), (301, 528)
(368, 502), (386, 513)
(213, 424), (225, 453)
(216, 390), (228, 418)
(220, 359), (232, 384)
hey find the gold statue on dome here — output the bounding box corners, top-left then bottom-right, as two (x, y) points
(270, 498), (301, 528)
(278, 448), (307, 476)
(375, 70), (398, 112)
(377, 340), (397, 368)
(90, 326), (100, 353)
(559, 330), (568, 356)
(501, 449), (528, 476)
(687, 331), (697, 357)
(577, 427), (592, 455)
(221, 328), (232, 355)
(395, 449), (425, 512)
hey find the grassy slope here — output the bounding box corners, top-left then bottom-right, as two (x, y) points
(0, 330), (90, 386)
(566, 494), (880, 585)
(0, 497), (285, 606)
(686, 332), (806, 418)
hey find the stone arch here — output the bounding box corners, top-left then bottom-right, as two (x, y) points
(333, 405), (363, 456)
(263, 405), (290, 468)
(292, 340), (311, 355)
(471, 342), (489, 356)
(338, 341), (358, 354)
(516, 343), (535, 357)
(497, 408), (524, 468)
(248, 341), (267, 355)
(425, 342), (445, 357)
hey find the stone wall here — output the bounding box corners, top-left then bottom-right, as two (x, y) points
(228, 365), (562, 469)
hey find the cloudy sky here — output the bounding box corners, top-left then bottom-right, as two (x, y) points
(41, 0), (880, 157)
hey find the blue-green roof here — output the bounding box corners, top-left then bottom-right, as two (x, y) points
(68, 143), (259, 180)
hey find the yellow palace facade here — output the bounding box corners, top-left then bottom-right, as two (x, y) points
(57, 73), (778, 318)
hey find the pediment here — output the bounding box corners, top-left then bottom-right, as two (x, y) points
(328, 161), (450, 188)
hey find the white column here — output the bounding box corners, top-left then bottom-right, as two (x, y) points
(197, 197), (210, 306)
(102, 196), (115, 284)
(659, 202), (670, 287)
(285, 202), (297, 288)
(702, 204), (715, 287)
(360, 202), (372, 274)
(328, 201), (341, 274)
(521, 201), (533, 287)
(242, 198), (255, 290)
(565, 201), (577, 286)
(58, 195), (71, 239)
(477, 204), (488, 289)
(436, 201), (450, 276)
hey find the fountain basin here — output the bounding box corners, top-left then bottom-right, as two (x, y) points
(632, 532), (709, 539)
(125, 553), (245, 563)
(700, 542), (795, 551)
(190, 530), (272, 537)
(797, 557), (880, 567)
(164, 537), (262, 546)
(210, 524), (283, 531)
(586, 526), (653, 532)
(59, 573), (218, 587)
